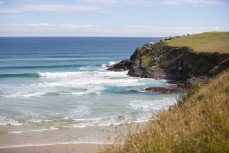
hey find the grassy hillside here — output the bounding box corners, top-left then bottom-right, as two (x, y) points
(128, 32), (229, 79)
(165, 32), (229, 53)
(100, 70), (229, 153)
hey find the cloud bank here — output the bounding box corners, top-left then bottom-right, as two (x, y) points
(0, 0), (223, 14)
(163, 0), (222, 5)
(0, 4), (104, 14)
(0, 24), (225, 37)
(0, 0), (226, 36)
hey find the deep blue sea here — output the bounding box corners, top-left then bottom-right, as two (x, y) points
(0, 37), (180, 146)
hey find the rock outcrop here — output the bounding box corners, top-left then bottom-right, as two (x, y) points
(107, 39), (229, 87)
(107, 59), (132, 71)
(144, 87), (181, 94)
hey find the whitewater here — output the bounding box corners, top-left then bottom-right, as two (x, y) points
(0, 37), (180, 146)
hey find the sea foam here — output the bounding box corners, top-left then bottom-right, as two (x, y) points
(129, 97), (177, 111)
(0, 67), (145, 98)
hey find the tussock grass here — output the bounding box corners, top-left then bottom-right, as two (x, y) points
(166, 32), (229, 53)
(99, 70), (229, 153)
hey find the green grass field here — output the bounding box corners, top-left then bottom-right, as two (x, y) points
(165, 32), (229, 53)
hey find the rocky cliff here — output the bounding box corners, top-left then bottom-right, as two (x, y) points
(108, 37), (229, 87)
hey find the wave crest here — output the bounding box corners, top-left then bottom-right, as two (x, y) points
(0, 73), (39, 78)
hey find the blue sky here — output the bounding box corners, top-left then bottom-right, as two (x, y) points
(0, 0), (228, 36)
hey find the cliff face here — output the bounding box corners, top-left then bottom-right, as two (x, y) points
(108, 41), (229, 84)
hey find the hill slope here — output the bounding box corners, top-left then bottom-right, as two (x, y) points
(101, 70), (229, 153)
(166, 32), (229, 53)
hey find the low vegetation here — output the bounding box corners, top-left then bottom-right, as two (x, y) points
(100, 70), (229, 153)
(165, 32), (229, 53)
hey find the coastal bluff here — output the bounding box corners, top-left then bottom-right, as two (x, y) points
(108, 32), (229, 86)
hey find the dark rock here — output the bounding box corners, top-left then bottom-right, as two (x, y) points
(128, 64), (144, 77)
(186, 76), (209, 85)
(166, 80), (187, 88)
(166, 76), (209, 89)
(107, 59), (132, 71)
(142, 67), (166, 78)
(145, 87), (181, 94)
(128, 66), (167, 79)
(128, 65), (184, 80)
(128, 89), (140, 93)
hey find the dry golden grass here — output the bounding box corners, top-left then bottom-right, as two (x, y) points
(99, 70), (229, 153)
(166, 32), (229, 53)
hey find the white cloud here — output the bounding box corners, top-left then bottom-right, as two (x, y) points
(163, 0), (222, 5)
(81, 0), (222, 5)
(26, 23), (50, 27)
(0, 0), (223, 14)
(0, 24), (226, 37)
(112, 16), (137, 20)
(81, 0), (121, 5)
(0, 4), (104, 14)
(81, 0), (140, 5)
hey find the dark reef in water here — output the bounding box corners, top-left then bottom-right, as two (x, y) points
(108, 38), (229, 88)
(144, 87), (181, 94)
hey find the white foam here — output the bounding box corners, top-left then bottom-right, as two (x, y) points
(79, 66), (97, 71)
(73, 125), (87, 128)
(68, 106), (89, 118)
(0, 69), (149, 98)
(73, 118), (101, 121)
(8, 127), (58, 134)
(108, 61), (117, 65)
(101, 64), (107, 68)
(69, 116), (124, 128)
(0, 118), (22, 126)
(6, 92), (46, 98)
(28, 119), (42, 123)
(31, 127), (58, 132)
(26, 119), (53, 123)
(0, 141), (112, 149)
(39, 71), (128, 78)
(133, 119), (151, 123)
(39, 72), (85, 78)
(8, 131), (24, 134)
(101, 61), (117, 68)
(72, 122), (118, 128)
(129, 97), (177, 111)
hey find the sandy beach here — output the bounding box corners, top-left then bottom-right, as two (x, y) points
(0, 143), (112, 153)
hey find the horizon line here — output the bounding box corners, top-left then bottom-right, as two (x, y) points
(0, 36), (166, 38)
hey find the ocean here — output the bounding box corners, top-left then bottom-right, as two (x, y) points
(0, 37), (180, 147)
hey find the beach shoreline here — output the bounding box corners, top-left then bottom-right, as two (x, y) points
(0, 121), (146, 152)
(0, 143), (112, 153)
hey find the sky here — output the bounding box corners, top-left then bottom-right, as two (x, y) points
(0, 0), (228, 37)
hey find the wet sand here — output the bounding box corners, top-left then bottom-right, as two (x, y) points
(0, 143), (112, 153)
(0, 123), (145, 153)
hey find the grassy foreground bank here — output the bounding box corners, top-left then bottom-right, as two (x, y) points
(100, 70), (229, 153)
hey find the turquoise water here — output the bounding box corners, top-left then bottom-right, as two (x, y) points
(0, 37), (180, 140)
